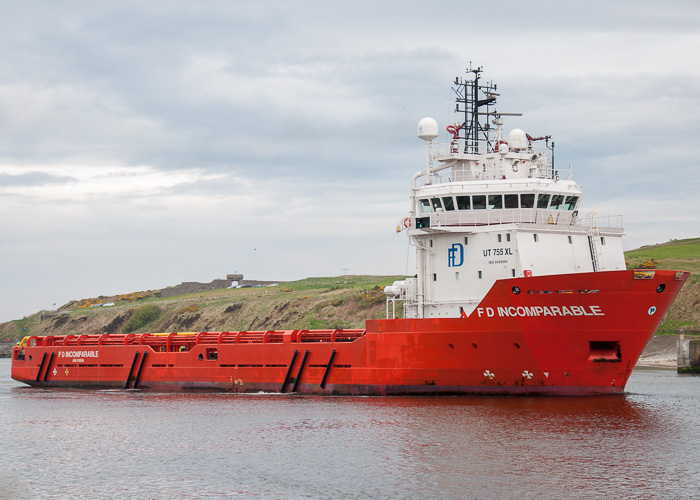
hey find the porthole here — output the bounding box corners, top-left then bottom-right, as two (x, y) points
(656, 284), (666, 293)
(471, 343), (478, 349)
(448, 343), (455, 350)
(198, 353), (204, 361)
(512, 286), (521, 295)
(513, 343), (521, 349)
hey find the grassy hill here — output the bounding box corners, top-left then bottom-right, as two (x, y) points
(0, 276), (405, 347)
(1, 237), (698, 349)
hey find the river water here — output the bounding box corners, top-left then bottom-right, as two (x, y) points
(1, 358), (699, 500)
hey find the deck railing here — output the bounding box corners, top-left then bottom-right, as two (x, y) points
(413, 208), (623, 230)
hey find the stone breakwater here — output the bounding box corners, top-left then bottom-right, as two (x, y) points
(0, 343), (12, 358)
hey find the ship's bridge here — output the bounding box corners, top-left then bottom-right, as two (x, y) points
(408, 178), (605, 230)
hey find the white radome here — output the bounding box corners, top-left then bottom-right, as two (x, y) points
(508, 128), (528, 151)
(417, 117), (439, 141)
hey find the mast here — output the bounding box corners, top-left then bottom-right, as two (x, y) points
(452, 64), (498, 154)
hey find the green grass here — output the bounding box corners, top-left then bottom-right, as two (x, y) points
(625, 237), (700, 277)
(123, 305), (162, 333)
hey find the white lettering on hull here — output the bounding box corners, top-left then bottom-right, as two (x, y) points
(476, 305), (604, 318)
(58, 350), (99, 359)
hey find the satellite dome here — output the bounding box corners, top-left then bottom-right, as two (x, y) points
(417, 117), (439, 141)
(508, 129), (528, 151)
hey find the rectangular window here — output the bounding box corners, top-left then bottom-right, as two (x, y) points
(550, 195), (564, 210)
(433, 273), (437, 281)
(512, 269), (516, 277)
(534, 234), (539, 242)
(455, 272), (460, 280)
(472, 195), (486, 210)
(431, 198), (443, 211)
(498, 234), (502, 242)
(537, 194), (550, 209)
(506, 234), (511, 242)
(504, 194), (519, 209)
(456, 196), (470, 210)
(442, 196), (455, 211)
(564, 196), (578, 211)
(430, 239), (433, 247)
(520, 193), (535, 208)
(601, 237), (606, 245)
(420, 199), (432, 213)
(488, 194), (503, 209)
(478, 271), (482, 279)
(464, 236), (468, 245)
(568, 235), (573, 244)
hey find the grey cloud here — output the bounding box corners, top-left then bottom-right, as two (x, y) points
(0, 171), (76, 187)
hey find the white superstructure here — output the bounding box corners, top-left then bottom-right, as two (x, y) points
(387, 67), (626, 319)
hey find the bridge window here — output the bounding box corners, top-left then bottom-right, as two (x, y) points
(521, 193), (535, 208)
(420, 199), (432, 213)
(442, 196), (455, 211)
(537, 194), (550, 209)
(564, 196), (578, 211)
(550, 195), (564, 210)
(472, 195), (486, 210)
(488, 195), (503, 209)
(456, 196), (470, 210)
(431, 198), (443, 211)
(504, 194), (519, 209)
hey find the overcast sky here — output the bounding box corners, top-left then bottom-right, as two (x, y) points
(1, 1), (699, 322)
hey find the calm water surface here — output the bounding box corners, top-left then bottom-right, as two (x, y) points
(1, 358), (699, 500)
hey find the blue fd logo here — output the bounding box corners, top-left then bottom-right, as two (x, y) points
(448, 243), (464, 267)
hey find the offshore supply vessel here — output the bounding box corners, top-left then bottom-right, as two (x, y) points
(12, 66), (688, 395)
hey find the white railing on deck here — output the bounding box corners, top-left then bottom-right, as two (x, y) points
(413, 209), (623, 230)
(431, 139), (551, 158)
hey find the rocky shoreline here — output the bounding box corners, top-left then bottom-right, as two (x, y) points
(0, 343), (11, 358)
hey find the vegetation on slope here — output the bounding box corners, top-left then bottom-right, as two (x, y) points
(0, 276), (405, 345)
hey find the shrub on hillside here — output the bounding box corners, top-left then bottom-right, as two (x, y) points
(123, 305), (161, 333)
(640, 259), (661, 269)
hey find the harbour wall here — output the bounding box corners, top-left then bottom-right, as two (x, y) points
(677, 337), (700, 374)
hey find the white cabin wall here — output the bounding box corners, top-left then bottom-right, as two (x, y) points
(597, 234), (626, 271)
(424, 230), (516, 312)
(571, 234), (596, 273)
(516, 230), (590, 277)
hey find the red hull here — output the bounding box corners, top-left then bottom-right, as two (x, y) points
(11, 270), (688, 395)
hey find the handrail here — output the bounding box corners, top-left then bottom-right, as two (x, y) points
(412, 209), (623, 230)
(15, 329), (366, 349)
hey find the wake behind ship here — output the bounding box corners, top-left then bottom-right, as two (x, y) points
(12, 66), (688, 395)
